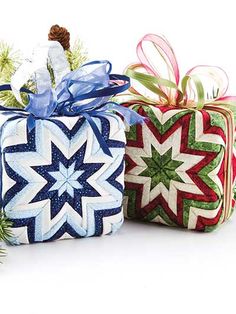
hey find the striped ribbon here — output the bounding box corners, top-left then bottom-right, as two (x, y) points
(124, 34), (236, 117)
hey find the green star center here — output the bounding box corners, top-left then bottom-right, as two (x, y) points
(140, 146), (184, 190)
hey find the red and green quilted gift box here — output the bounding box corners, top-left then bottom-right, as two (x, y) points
(121, 34), (236, 231)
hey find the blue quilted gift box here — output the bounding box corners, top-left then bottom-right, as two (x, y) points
(0, 41), (142, 244)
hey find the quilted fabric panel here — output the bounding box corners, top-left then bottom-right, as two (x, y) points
(0, 111), (126, 244)
(123, 103), (235, 231)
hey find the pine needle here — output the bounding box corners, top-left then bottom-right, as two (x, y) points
(0, 41), (20, 81)
(0, 41), (25, 108)
(0, 38), (88, 109)
(0, 211), (13, 262)
(66, 39), (88, 71)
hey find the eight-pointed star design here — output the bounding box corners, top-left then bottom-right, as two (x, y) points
(49, 162), (84, 198)
(31, 142), (105, 219)
(140, 146), (184, 190)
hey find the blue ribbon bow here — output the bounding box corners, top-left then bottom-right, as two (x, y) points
(0, 60), (144, 157)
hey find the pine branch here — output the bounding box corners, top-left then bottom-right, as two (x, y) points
(0, 38), (88, 109)
(66, 39), (88, 71)
(0, 247), (6, 260)
(0, 41), (26, 108)
(0, 41), (20, 89)
(0, 91), (25, 108)
(0, 211), (12, 262)
(0, 84), (34, 108)
(0, 41), (20, 79)
(47, 63), (56, 87)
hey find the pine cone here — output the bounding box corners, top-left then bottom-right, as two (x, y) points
(48, 24), (70, 50)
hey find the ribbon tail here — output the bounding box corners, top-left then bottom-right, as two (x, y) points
(102, 102), (146, 125)
(27, 114), (36, 132)
(81, 113), (113, 157)
(26, 89), (58, 119)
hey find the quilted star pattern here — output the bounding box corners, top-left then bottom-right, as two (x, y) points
(48, 162), (84, 197)
(140, 146), (184, 190)
(123, 103), (236, 231)
(0, 112), (126, 244)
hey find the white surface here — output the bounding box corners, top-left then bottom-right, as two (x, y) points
(1, 218), (236, 314)
(1, 0), (236, 313)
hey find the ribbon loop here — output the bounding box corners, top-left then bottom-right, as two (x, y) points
(11, 41), (70, 105)
(137, 34), (180, 85)
(0, 51), (144, 157)
(125, 33), (236, 114)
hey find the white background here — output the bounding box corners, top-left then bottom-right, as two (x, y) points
(1, 0), (236, 313)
